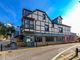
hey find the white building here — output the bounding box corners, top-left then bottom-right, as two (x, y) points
(21, 9), (76, 47)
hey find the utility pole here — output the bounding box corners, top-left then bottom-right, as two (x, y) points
(0, 41), (3, 51)
(75, 48), (78, 57)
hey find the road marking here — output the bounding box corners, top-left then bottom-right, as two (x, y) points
(51, 45), (80, 60)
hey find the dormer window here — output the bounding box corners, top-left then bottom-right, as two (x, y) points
(43, 13), (46, 20)
(58, 27), (63, 33)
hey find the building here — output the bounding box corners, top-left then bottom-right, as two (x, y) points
(21, 8), (77, 47)
(52, 17), (76, 43)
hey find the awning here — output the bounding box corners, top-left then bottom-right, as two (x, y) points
(30, 33), (64, 36)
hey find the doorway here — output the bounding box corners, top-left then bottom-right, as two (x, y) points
(24, 37), (34, 47)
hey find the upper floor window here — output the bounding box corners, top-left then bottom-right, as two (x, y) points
(25, 20), (34, 29)
(58, 27), (63, 33)
(25, 20), (30, 24)
(45, 24), (49, 31)
(43, 13), (46, 20)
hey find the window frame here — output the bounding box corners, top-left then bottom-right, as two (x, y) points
(25, 19), (34, 29)
(35, 37), (42, 42)
(43, 13), (46, 20)
(58, 27), (63, 33)
(45, 24), (49, 32)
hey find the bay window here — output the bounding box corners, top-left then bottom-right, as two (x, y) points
(25, 19), (34, 29)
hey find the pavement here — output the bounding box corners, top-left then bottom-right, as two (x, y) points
(0, 43), (80, 60)
(0, 40), (11, 51)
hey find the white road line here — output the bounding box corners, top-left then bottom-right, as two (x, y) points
(51, 45), (80, 60)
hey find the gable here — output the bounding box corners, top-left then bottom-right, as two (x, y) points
(25, 9), (52, 23)
(23, 8), (32, 16)
(52, 16), (63, 24)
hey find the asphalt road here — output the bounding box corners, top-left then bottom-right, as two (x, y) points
(1, 43), (80, 60)
(72, 46), (80, 60)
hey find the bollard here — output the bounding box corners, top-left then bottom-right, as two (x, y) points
(75, 48), (78, 57)
(1, 44), (3, 51)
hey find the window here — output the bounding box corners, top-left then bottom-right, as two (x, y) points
(59, 20), (62, 24)
(46, 37), (54, 42)
(25, 20), (30, 24)
(30, 20), (34, 25)
(25, 20), (34, 29)
(58, 27), (63, 33)
(45, 24), (49, 31)
(43, 13), (46, 20)
(56, 37), (63, 42)
(25, 24), (30, 28)
(30, 25), (34, 29)
(35, 37), (42, 42)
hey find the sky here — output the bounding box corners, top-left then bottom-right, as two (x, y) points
(0, 0), (80, 34)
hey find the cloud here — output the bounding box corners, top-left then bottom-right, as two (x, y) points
(63, 2), (80, 34)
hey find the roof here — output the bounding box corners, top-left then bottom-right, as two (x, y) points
(53, 16), (63, 21)
(30, 33), (64, 36)
(23, 8), (52, 23)
(52, 16), (71, 27)
(23, 8), (71, 27)
(23, 8), (32, 12)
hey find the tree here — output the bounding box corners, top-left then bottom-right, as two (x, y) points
(0, 22), (8, 39)
(6, 25), (15, 38)
(0, 22), (6, 35)
(0, 22), (15, 39)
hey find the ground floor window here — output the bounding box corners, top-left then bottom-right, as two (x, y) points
(35, 37), (42, 42)
(56, 37), (64, 42)
(46, 37), (54, 42)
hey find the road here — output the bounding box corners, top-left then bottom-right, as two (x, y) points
(0, 43), (80, 60)
(72, 46), (80, 60)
